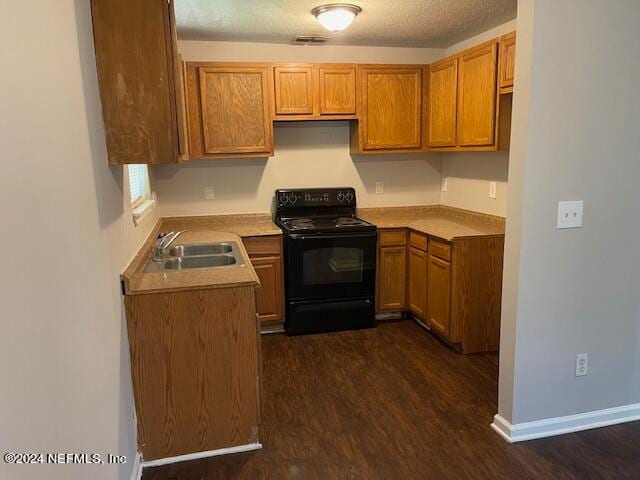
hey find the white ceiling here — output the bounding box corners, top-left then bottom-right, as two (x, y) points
(175, 0), (517, 48)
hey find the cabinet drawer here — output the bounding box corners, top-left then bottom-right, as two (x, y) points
(409, 232), (428, 252)
(429, 239), (451, 261)
(243, 235), (282, 257)
(379, 229), (407, 247)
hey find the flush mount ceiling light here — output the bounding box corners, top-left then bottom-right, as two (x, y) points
(312, 4), (362, 32)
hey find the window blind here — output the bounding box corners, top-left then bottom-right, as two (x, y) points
(128, 164), (149, 205)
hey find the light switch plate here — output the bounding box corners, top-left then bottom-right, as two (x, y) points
(557, 201), (583, 229)
(489, 181), (497, 199)
(205, 186), (215, 200)
(441, 178), (448, 192)
(575, 353), (588, 376)
(375, 182), (384, 194)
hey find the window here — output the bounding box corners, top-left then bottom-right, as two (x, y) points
(128, 164), (154, 224)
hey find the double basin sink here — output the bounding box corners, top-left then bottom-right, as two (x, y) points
(145, 242), (246, 273)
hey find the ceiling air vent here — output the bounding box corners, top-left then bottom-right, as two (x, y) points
(294, 35), (330, 44)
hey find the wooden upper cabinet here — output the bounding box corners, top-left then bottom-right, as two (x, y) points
(273, 64), (357, 119)
(358, 67), (424, 151)
(428, 58), (458, 148)
(185, 63), (274, 158)
(91, 0), (184, 164)
(499, 32), (516, 90)
(457, 42), (498, 147)
(274, 66), (314, 115)
(319, 67), (357, 115)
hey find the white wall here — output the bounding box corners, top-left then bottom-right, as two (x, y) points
(179, 40), (444, 64)
(439, 19), (516, 217)
(500, 0), (640, 425)
(0, 1), (157, 479)
(444, 19), (517, 57)
(440, 151), (509, 216)
(155, 42), (444, 216)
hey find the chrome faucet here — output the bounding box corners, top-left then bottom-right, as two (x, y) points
(153, 230), (186, 262)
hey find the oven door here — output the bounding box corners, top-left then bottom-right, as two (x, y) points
(286, 232), (377, 301)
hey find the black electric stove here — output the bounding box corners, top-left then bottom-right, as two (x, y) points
(273, 188), (377, 335)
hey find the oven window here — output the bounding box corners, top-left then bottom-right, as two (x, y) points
(303, 247), (364, 285)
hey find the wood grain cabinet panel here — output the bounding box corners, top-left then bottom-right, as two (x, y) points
(379, 229), (407, 247)
(378, 246), (407, 311)
(427, 255), (452, 337)
(184, 63), (273, 159)
(243, 236), (285, 327)
(457, 42), (498, 147)
(319, 67), (357, 115)
(91, 0), (182, 164)
(428, 58), (458, 147)
(499, 32), (516, 90)
(359, 68), (423, 150)
(251, 256), (284, 325)
(199, 67), (272, 154)
(274, 66), (314, 115)
(125, 286), (260, 460)
(408, 246), (428, 319)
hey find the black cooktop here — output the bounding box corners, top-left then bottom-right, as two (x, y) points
(278, 215), (376, 234)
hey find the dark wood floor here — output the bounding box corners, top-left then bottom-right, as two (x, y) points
(143, 320), (640, 480)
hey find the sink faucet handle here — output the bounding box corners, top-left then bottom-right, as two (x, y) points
(153, 230), (186, 262)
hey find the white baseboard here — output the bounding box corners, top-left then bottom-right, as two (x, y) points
(491, 402), (640, 443)
(130, 452), (142, 480)
(141, 442), (262, 468)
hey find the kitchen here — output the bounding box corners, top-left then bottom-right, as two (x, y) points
(3, 1), (640, 480)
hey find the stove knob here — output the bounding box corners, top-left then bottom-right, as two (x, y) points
(345, 191), (354, 202)
(337, 191), (344, 202)
(290, 193), (298, 204)
(279, 193), (289, 205)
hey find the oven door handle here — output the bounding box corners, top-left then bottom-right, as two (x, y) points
(289, 232), (377, 241)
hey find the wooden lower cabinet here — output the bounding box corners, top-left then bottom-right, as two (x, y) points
(376, 229), (504, 353)
(125, 286), (260, 461)
(427, 255), (451, 336)
(377, 246), (407, 311)
(243, 235), (285, 328)
(377, 229), (407, 312)
(251, 256), (283, 324)
(408, 241), (428, 319)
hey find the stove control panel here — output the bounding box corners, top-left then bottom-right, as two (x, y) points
(275, 188), (357, 209)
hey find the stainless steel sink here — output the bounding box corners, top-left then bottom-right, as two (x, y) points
(144, 241), (246, 272)
(163, 254), (237, 270)
(169, 243), (232, 257)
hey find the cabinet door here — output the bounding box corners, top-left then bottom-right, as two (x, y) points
(499, 32), (516, 89)
(91, 0), (179, 164)
(319, 67), (356, 115)
(428, 58), (458, 147)
(378, 246), (407, 311)
(360, 68), (423, 150)
(197, 66), (273, 155)
(408, 247), (427, 319)
(274, 66), (314, 115)
(251, 256), (284, 325)
(427, 255), (451, 337)
(457, 42), (498, 147)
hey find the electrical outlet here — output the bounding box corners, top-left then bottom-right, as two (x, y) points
(205, 186), (215, 200)
(557, 201), (583, 229)
(375, 182), (384, 194)
(575, 353), (588, 376)
(441, 178), (448, 192)
(489, 181), (497, 199)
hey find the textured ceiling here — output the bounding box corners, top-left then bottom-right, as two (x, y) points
(175, 0), (517, 48)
